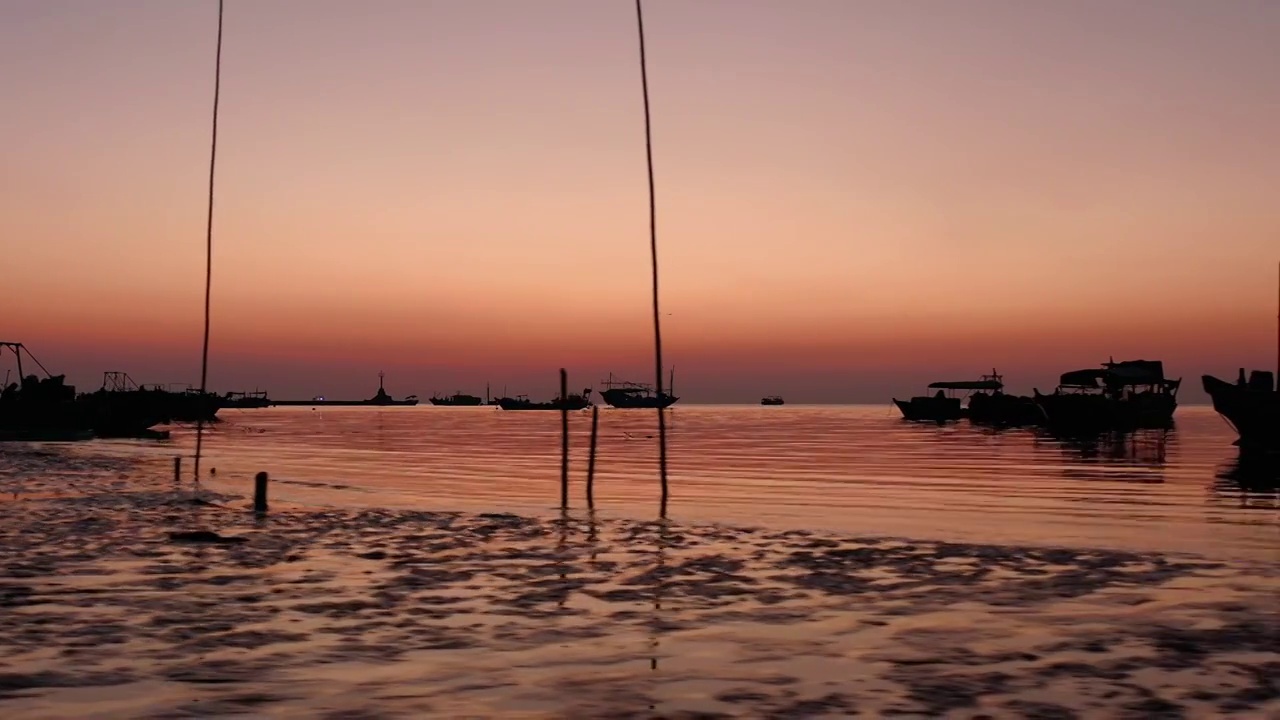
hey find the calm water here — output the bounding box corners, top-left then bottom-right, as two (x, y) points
(52, 404), (1277, 561)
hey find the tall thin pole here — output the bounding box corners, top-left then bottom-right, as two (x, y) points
(635, 0), (670, 516)
(560, 368), (569, 509)
(193, 0), (224, 484)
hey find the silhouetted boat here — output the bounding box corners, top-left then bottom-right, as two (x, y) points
(761, 396), (784, 405)
(222, 390), (270, 408)
(0, 342), (92, 441)
(76, 372), (169, 437)
(599, 371), (678, 409)
(271, 372), (418, 407)
(1034, 359), (1180, 435)
(1203, 370), (1278, 453)
(963, 370), (1042, 427)
(497, 389), (592, 411)
(894, 375), (1007, 423)
(429, 392), (484, 406)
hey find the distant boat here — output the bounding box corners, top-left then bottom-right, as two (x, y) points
(1034, 359), (1179, 435)
(497, 388), (592, 411)
(271, 372), (418, 407)
(599, 371), (678, 409)
(429, 392), (484, 406)
(761, 396), (784, 406)
(222, 390), (270, 408)
(1203, 370), (1278, 452)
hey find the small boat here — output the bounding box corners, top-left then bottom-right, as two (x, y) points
(963, 370), (1042, 427)
(497, 389), (593, 411)
(222, 390), (270, 408)
(598, 371), (678, 409)
(761, 396), (784, 405)
(893, 376), (1004, 423)
(1034, 359), (1180, 435)
(429, 392), (484, 406)
(271, 372), (419, 407)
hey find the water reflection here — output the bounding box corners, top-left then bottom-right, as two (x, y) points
(1213, 451), (1280, 511)
(1036, 428), (1171, 484)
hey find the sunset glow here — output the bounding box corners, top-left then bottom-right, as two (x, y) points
(2, 0), (1277, 401)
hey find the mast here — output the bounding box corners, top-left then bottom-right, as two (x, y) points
(668, 367), (674, 397)
(379, 371), (385, 392)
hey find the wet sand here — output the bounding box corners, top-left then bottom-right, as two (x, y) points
(1, 455), (1277, 718)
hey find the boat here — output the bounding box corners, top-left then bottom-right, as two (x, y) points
(0, 341), (93, 441)
(429, 391), (484, 406)
(271, 372), (419, 407)
(893, 375), (1005, 423)
(222, 390), (271, 408)
(76, 372), (170, 437)
(963, 370), (1042, 427)
(1034, 359), (1180, 435)
(598, 371), (678, 409)
(1202, 264), (1280, 452)
(1203, 370), (1278, 452)
(497, 388), (593, 411)
(761, 396), (784, 405)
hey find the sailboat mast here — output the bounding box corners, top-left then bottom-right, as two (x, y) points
(669, 367), (674, 397)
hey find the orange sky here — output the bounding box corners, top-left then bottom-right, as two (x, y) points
(1, 1), (1277, 401)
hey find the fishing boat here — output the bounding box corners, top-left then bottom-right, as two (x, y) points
(271, 372), (419, 407)
(76, 372), (170, 437)
(0, 342), (93, 441)
(963, 370), (1042, 427)
(893, 375), (1005, 423)
(429, 392), (484, 406)
(497, 389), (593, 411)
(598, 371), (678, 409)
(761, 396), (784, 406)
(1034, 359), (1180, 435)
(222, 390), (271, 408)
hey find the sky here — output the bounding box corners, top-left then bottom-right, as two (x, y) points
(1, 0), (1277, 403)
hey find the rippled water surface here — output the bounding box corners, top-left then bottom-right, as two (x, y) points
(44, 405), (1279, 561)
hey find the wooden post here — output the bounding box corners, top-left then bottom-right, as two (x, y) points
(253, 472), (269, 515)
(173, 456), (182, 483)
(560, 368), (569, 509)
(586, 405), (599, 509)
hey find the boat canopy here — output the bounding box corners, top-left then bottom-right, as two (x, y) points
(1103, 359), (1165, 384)
(1059, 369), (1104, 388)
(927, 380), (1003, 391)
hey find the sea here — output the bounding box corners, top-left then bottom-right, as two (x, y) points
(36, 404), (1279, 562)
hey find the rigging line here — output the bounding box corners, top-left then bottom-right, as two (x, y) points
(194, 0), (224, 484)
(634, 0), (669, 514)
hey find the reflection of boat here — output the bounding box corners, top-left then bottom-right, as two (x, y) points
(271, 372), (419, 407)
(0, 342), (92, 441)
(761, 396), (784, 406)
(1203, 371), (1278, 452)
(1034, 359), (1180, 435)
(429, 392), (484, 406)
(497, 389), (592, 411)
(599, 371), (678, 409)
(1215, 449), (1280, 494)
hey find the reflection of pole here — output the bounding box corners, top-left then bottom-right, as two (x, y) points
(650, 520), (667, 672)
(634, 0), (670, 517)
(586, 406), (599, 509)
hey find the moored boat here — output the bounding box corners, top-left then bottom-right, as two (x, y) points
(497, 389), (592, 411)
(963, 370), (1042, 427)
(1203, 370), (1278, 452)
(894, 374), (1007, 423)
(429, 392), (484, 406)
(271, 372), (418, 407)
(0, 342), (92, 441)
(761, 396), (784, 406)
(1035, 359), (1180, 435)
(599, 371), (678, 409)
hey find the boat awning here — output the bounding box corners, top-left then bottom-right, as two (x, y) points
(1103, 359), (1166, 384)
(927, 380), (1003, 390)
(1059, 369), (1104, 388)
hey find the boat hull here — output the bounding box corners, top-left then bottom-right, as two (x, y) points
(497, 397), (591, 411)
(967, 392), (1042, 427)
(600, 389), (678, 409)
(429, 396), (484, 406)
(1034, 390), (1175, 436)
(271, 399), (419, 407)
(1203, 374), (1279, 452)
(893, 396), (963, 423)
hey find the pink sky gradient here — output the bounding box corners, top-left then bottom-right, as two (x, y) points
(2, 0), (1277, 402)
